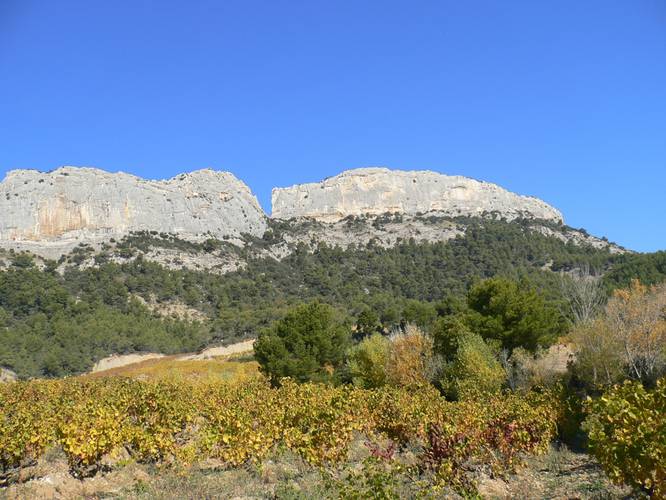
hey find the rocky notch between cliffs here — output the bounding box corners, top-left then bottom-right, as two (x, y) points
(272, 168), (563, 223)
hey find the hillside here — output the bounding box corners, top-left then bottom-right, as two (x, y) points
(0, 215), (652, 379)
(0, 166), (657, 379)
(1, 167), (664, 500)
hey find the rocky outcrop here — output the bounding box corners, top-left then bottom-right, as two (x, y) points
(272, 168), (563, 223)
(1, 165), (606, 262)
(531, 224), (625, 254)
(262, 214), (465, 259)
(0, 368), (17, 383)
(0, 167), (266, 254)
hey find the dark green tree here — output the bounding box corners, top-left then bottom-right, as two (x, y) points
(401, 299), (437, 329)
(254, 302), (351, 384)
(603, 251), (666, 291)
(432, 315), (475, 362)
(355, 308), (381, 338)
(465, 277), (565, 351)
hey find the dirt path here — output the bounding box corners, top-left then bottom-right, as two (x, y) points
(91, 353), (166, 373)
(177, 339), (255, 361)
(90, 339), (255, 374)
(477, 446), (632, 499)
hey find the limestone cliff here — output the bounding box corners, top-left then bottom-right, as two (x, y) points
(272, 168), (563, 223)
(0, 167), (266, 253)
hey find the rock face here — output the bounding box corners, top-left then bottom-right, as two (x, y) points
(0, 167), (266, 252)
(0, 368), (17, 383)
(1, 165), (575, 259)
(272, 168), (563, 223)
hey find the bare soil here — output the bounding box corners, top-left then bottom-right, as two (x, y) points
(1, 443), (636, 500)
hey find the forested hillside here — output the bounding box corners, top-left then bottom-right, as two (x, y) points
(0, 217), (659, 378)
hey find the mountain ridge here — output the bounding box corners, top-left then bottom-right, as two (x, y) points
(0, 166), (266, 256)
(0, 165), (617, 259)
(272, 167), (563, 223)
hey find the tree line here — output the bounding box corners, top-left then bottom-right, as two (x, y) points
(0, 217), (662, 378)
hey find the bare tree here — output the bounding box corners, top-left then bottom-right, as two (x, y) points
(560, 264), (606, 326)
(605, 281), (666, 384)
(570, 318), (624, 386)
(570, 280), (666, 387)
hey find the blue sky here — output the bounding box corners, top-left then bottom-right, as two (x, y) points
(1, 1), (664, 252)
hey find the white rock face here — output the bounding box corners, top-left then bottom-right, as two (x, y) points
(0, 167), (267, 251)
(272, 168), (563, 223)
(0, 368), (17, 383)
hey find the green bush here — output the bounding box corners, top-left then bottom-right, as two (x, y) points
(433, 315), (505, 401)
(583, 378), (666, 497)
(441, 330), (505, 401)
(432, 315), (474, 361)
(568, 320), (624, 388)
(347, 333), (390, 389)
(253, 302), (351, 384)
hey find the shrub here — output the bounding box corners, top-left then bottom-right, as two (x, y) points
(386, 325), (439, 388)
(583, 378), (666, 497)
(355, 308), (382, 338)
(253, 302), (351, 384)
(348, 326), (440, 390)
(327, 457), (413, 499)
(423, 390), (558, 493)
(401, 300), (437, 329)
(504, 345), (572, 391)
(347, 333), (390, 389)
(432, 315), (473, 362)
(569, 319), (624, 387)
(58, 398), (125, 476)
(441, 330), (505, 401)
(0, 381), (59, 474)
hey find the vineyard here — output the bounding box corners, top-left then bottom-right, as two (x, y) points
(584, 379), (666, 498)
(0, 376), (560, 496)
